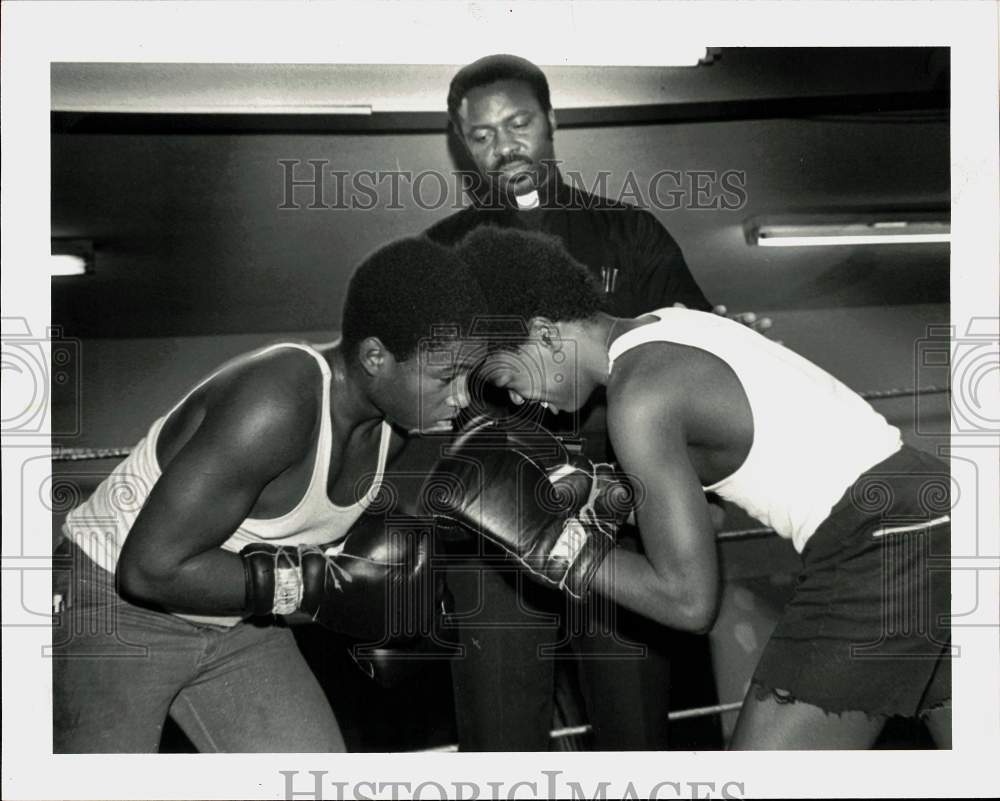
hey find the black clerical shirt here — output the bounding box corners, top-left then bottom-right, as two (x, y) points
(425, 177), (711, 318)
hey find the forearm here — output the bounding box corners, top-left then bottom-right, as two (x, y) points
(117, 546), (249, 616)
(591, 547), (718, 633)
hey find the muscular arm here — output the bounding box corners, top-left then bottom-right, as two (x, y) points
(591, 372), (720, 632)
(117, 355), (317, 616)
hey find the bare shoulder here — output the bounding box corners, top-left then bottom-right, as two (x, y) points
(198, 345), (324, 462)
(607, 342), (731, 448)
(238, 344), (323, 395)
(608, 341), (692, 410)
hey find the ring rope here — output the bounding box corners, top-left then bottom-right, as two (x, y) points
(416, 700), (746, 752)
(715, 527), (778, 542)
(52, 446), (132, 462)
(859, 385), (948, 401)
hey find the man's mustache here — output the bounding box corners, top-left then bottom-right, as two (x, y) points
(493, 155), (533, 171)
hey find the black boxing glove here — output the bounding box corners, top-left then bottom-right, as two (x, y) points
(241, 513), (436, 642)
(421, 417), (635, 599)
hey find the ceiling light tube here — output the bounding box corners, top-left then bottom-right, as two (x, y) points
(49, 254), (89, 276)
(754, 221), (950, 248)
(51, 238), (94, 276)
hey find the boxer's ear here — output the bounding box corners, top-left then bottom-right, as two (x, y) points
(528, 316), (561, 350)
(358, 336), (393, 377)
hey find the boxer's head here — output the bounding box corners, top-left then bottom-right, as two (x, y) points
(341, 237), (487, 432)
(455, 226), (603, 415)
(448, 55), (558, 202)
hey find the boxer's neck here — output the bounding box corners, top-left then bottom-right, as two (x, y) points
(551, 313), (619, 390)
(326, 343), (385, 434)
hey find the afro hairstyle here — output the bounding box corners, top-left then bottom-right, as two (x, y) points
(447, 54), (552, 125)
(340, 236), (486, 362)
(455, 226), (603, 342)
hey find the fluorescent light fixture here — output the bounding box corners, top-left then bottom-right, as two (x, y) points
(754, 220), (950, 248)
(50, 254), (89, 276)
(51, 238), (94, 276)
(117, 103), (375, 115)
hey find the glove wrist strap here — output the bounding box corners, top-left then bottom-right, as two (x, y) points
(272, 565), (304, 615)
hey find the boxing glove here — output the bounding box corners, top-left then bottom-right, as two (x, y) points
(421, 417), (635, 599)
(241, 513), (436, 642)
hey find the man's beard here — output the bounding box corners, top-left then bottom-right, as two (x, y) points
(489, 155), (558, 205)
(493, 158), (540, 199)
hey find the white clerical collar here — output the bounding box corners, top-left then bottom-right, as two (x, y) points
(514, 189), (540, 210)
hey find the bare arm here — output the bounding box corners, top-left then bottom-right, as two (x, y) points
(117, 355), (317, 615)
(591, 375), (720, 633)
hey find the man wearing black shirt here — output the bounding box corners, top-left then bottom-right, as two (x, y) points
(427, 56), (711, 315)
(424, 54), (717, 751)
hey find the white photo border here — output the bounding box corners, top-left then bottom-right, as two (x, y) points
(2, 1), (998, 798)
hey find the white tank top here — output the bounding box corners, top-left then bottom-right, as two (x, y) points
(607, 308), (902, 552)
(63, 342), (392, 626)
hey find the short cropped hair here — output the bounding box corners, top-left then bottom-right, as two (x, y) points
(455, 226), (602, 334)
(341, 236), (486, 361)
(447, 54), (552, 125)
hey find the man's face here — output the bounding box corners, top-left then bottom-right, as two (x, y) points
(376, 339), (486, 433)
(480, 338), (582, 416)
(455, 79), (557, 199)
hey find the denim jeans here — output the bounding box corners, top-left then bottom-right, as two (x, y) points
(52, 541), (345, 753)
(445, 540), (674, 751)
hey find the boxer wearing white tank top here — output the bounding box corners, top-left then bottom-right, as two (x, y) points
(53, 237), (487, 753)
(460, 225), (951, 751)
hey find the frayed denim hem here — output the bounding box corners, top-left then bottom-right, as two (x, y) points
(748, 680), (947, 721)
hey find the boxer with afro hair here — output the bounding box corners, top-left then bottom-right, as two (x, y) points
(455, 225), (602, 346)
(341, 235), (487, 361)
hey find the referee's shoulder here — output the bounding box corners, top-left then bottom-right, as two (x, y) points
(563, 184), (664, 232)
(566, 184), (670, 239)
(562, 182), (633, 213)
